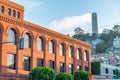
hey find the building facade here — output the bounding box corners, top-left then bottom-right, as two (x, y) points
(113, 36), (120, 53)
(100, 63), (120, 79)
(0, 0), (91, 80)
(92, 52), (120, 66)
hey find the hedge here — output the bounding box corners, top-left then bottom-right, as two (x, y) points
(29, 67), (56, 80)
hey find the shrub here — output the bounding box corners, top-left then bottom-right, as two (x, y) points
(74, 70), (91, 80)
(55, 72), (73, 80)
(91, 61), (100, 74)
(29, 67), (56, 80)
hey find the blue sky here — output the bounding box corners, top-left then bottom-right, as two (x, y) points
(12, 0), (120, 35)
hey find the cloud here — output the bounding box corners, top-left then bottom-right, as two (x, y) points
(49, 13), (92, 35)
(12, 0), (43, 11)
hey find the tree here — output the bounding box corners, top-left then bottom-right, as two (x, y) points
(72, 34), (86, 41)
(95, 41), (112, 53)
(55, 72), (73, 80)
(74, 27), (85, 35)
(85, 33), (92, 41)
(74, 70), (91, 80)
(72, 27), (86, 41)
(115, 69), (120, 79)
(92, 33), (98, 40)
(113, 25), (120, 33)
(29, 67), (56, 80)
(95, 42), (106, 53)
(102, 29), (110, 34)
(100, 33), (111, 42)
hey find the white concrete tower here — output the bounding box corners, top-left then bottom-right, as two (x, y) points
(92, 12), (98, 34)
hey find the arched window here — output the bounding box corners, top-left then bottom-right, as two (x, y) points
(105, 68), (108, 74)
(69, 46), (73, 58)
(8, 29), (16, 45)
(113, 70), (116, 75)
(24, 33), (31, 48)
(77, 49), (81, 60)
(37, 37), (43, 51)
(13, 10), (16, 17)
(49, 40), (54, 53)
(8, 8), (11, 15)
(17, 12), (20, 19)
(60, 43), (64, 56)
(84, 51), (88, 61)
(1, 6), (4, 13)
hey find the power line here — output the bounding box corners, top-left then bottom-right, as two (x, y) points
(68, 21), (120, 35)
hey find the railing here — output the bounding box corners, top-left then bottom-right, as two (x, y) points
(91, 74), (112, 80)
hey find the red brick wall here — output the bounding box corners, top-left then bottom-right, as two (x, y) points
(0, 0), (91, 80)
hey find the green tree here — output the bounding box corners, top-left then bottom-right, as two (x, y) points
(72, 27), (86, 41)
(72, 34), (86, 41)
(95, 41), (112, 53)
(100, 33), (111, 42)
(85, 33), (92, 41)
(95, 42), (106, 53)
(74, 27), (85, 35)
(102, 29), (110, 34)
(113, 25), (120, 33)
(92, 33), (98, 40)
(115, 69), (120, 79)
(29, 67), (56, 80)
(74, 70), (91, 80)
(55, 72), (73, 80)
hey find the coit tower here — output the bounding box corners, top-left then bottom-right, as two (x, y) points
(92, 12), (98, 34)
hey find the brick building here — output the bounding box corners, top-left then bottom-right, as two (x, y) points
(0, 0), (91, 80)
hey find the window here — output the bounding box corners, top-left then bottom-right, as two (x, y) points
(85, 67), (88, 71)
(8, 29), (16, 45)
(105, 68), (108, 74)
(60, 62), (64, 72)
(113, 70), (116, 75)
(69, 64), (73, 74)
(49, 60), (54, 69)
(49, 40), (55, 53)
(13, 10), (16, 17)
(24, 33), (31, 48)
(37, 37), (43, 51)
(84, 51), (88, 61)
(17, 12), (20, 19)
(7, 54), (16, 69)
(8, 8), (11, 15)
(77, 49), (81, 60)
(60, 43), (64, 56)
(23, 56), (30, 71)
(37, 59), (43, 67)
(77, 65), (81, 70)
(68, 46), (73, 58)
(1, 6), (4, 13)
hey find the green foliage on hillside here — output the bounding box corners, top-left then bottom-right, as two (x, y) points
(95, 41), (112, 53)
(72, 25), (120, 53)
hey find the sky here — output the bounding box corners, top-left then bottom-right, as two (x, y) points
(12, 0), (120, 35)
